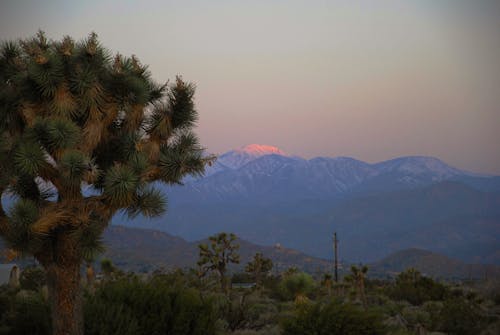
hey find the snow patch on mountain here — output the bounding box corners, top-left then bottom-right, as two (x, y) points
(217, 144), (288, 170)
(192, 145), (482, 191)
(373, 156), (465, 179)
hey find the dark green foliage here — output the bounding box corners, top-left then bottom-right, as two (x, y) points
(84, 277), (218, 335)
(103, 165), (139, 207)
(13, 142), (47, 177)
(278, 272), (315, 302)
(60, 150), (87, 180)
(438, 297), (483, 335)
(167, 79), (197, 130)
(100, 258), (115, 276)
(388, 268), (449, 305)
(0, 290), (51, 335)
(19, 266), (46, 291)
(0, 263), (498, 334)
(282, 300), (386, 335)
(232, 272), (255, 284)
(5, 200), (41, 253)
(126, 187), (166, 218)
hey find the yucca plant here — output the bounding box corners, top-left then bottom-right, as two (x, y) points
(0, 31), (213, 335)
(245, 252), (273, 288)
(197, 232), (240, 293)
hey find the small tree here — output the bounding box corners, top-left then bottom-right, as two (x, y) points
(345, 265), (368, 307)
(0, 32), (211, 335)
(245, 252), (272, 288)
(197, 232), (240, 293)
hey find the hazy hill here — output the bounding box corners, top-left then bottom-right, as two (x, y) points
(102, 225), (331, 273)
(103, 226), (500, 279)
(370, 248), (500, 279)
(3, 226), (499, 279)
(246, 181), (500, 264)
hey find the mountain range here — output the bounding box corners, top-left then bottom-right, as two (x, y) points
(118, 144), (500, 265)
(102, 226), (500, 280)
(3, 225), (499, 280)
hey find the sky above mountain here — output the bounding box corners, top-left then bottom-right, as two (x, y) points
(1, 0), (499, 174)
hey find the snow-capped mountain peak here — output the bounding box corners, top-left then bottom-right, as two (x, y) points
(235, 144), (287, 156)
(217, 144), (288, 170)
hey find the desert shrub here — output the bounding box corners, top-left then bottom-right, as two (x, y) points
(0, 291), (51, 335)
(278, 272), (315, 302)
(388, 268), (448, 305)
(84, 277), (219, 335)
(438, 297), (483, 335)
(221, 292), (281, 332)
(282, 300), (386, 335)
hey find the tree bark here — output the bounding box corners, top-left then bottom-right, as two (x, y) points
(40, 233), (84, 335)
(45, 260), (83, 335)
(46, 260), (83, 335)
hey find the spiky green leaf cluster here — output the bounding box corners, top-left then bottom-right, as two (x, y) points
(13, 141), (46, 176)
(126, 187), (167, 218)
(32, 117), (81, 152)
(5, 199), (44, 253)
(60, 150), (88, 179)
(103, 165), (139, 207)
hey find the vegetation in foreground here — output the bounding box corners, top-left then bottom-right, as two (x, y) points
(1, 257), (499, 335)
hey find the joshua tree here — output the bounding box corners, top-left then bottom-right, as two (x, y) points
(197, 232), (240, 293)
(0, 31), (211, 335)
(245, 252), (273, 288)
(345, 265), (368, 308)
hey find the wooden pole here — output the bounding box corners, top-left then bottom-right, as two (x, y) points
(333, 232), (339, 283)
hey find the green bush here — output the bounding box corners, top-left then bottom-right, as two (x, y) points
(84, 277), (219, 335)
(388, 269), (448, 305)
(278, 272), (315, 302)
(438, 297), (482, 335)
(0, 290), (51, 335)
(282, 300), (386, 335)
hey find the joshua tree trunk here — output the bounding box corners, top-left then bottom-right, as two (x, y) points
(46, 262), (83, 335)
(220, 269), (229, 293)
(358, 278), (367, 309)
(39, 234), (84, 335)
(256, 271), (261, 288)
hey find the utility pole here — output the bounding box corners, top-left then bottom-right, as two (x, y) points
(333, 232), (339, 282)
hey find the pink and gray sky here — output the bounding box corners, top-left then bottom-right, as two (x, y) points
(1, 0), (499, 174)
